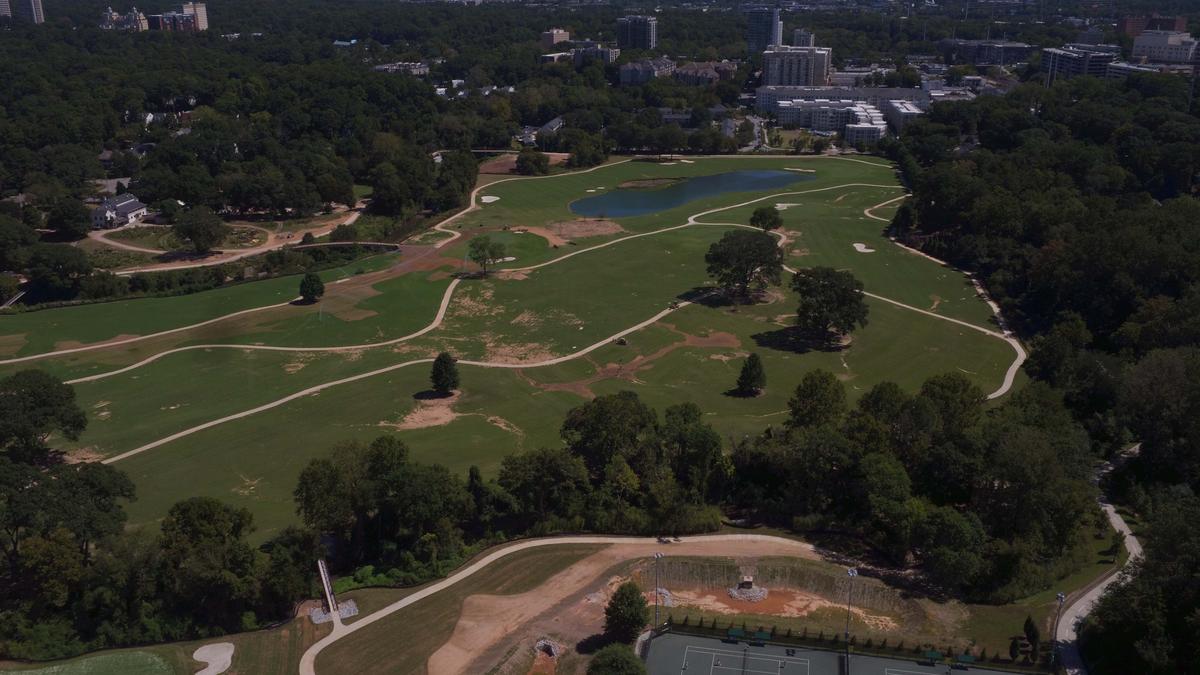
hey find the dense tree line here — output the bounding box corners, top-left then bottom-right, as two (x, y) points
(882, 74), (1200, 673)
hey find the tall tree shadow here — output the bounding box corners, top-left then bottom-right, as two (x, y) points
(750, 326), (842, 354)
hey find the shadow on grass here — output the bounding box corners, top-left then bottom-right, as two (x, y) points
(750, 326), (842, 354)
(413, 389), (454, 401)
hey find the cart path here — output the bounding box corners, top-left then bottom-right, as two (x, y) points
(299, 534), (818, 675)
(1056, 446), (1144, 675)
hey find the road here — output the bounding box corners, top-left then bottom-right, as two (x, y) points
(88, 208), (364, 276)
(1055, 446), (1143, 675)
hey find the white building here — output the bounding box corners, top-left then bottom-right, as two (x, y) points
(1132, 30), (1198, 63)
(91, 194), (148, 229)
(757, 85), (930, 112)
(884, 100), (925, 132)
(762, 45), (832, 87)
(774, 99), (887, 145)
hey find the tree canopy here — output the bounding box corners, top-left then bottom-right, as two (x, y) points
(790, 267), (869, 339)
(704, 229), (783, 298)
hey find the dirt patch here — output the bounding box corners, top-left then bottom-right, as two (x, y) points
(381, 391), (462, 430)
(520, 324), (741, 398)
(483, 338), (560, 365)
(929, 295), (942, 311)
(496, 269), (531, 281)
(486, 415), (524, 438)
(511, 310), (543, 328)
(516, 227), (568, 248)
(64, 446), (105, 464)
(232, 474), (261, 497)
(709, 351), (751, 362)
(791, 248), (810, 257)
(528, 650), (556, 675)
(548, 219), (625, 240)
(0, 333), (29, 357)
(671, 587), (898, 631)
(617, 178), (681, 189)
(284, 353), (318, 374)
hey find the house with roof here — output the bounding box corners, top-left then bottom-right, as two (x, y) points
(91, 193), (148, 229)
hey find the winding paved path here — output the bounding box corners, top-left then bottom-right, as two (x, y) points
(1056, 446), (1143, 675)
(298, 534), (816, 675)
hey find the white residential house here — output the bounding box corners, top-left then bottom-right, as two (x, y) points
(91, 193), (148, 229)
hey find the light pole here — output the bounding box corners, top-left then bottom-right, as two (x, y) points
(1053, 591), (1066, 666)
(654, 552), (665, 629)
(844, 568), (858, 662)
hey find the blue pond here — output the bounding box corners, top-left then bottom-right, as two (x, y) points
(569, 169), (814, 218)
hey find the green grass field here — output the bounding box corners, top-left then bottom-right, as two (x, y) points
(0, 156), (1022, 544)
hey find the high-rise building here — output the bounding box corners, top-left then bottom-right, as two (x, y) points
(541, 28), (569, 49)
(762, 45), (831, 86)
(745, 7), (782, 53)
(616, 16), (657, 50)
(9, 0), (44, 23)
(182, 2), (207, 31)
(793, 28), (815, 47)
(0, 1), (11, 19)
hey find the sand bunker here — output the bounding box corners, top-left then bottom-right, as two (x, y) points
(786, 168), (816, 173)
(671, 587), (897, 631)
(775, 203), (801, 211)
(853, 243), (875, 253)
(193, 642), (235, 675)
(480, 196), (500, 203)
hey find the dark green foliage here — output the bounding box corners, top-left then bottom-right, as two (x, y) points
(299, 272), (325, 303)
(787, 369), (847, 429)
(430, 352), (460, 395)
(587, 643), (647, 675)
(604, 581), (649, 643)
(1023, 614), (1040, 654)
(704, 229), (783, 298)
(173, 207), (229, 254)
(736, 353), (766, 396)
(468, 235), (506, 276)
(790, 267), (869, 339)
(515, 149), (550, 176)
(749, 206), (783, 232)
(0, 370), (88, 465)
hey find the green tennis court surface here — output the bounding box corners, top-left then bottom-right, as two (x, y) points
(645, 632), (1028, 675)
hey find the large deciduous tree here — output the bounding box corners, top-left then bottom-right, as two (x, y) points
(750, 205), (783, 232)
(791, 267), (869, 340)
(468, 235), (506, 276)
(735, 353), (766, 396)
(0, 370), (88, 465)
(299, 272), (324, 303)
(704, 229), (782, 299)
(173, 206), (229, 254)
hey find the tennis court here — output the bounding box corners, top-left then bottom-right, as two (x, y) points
(644, 632), (1029, 675)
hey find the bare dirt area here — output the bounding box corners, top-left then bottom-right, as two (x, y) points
(427, 538), (820, 675)
(0, 333), (28, 357)
(520, 324), (740, 398)
(670, 588), (898, 631)
(479, 153), (570, 175)
(548, 219), (625, 240)
(382, 391), (462, 430)
(517, 227), (569, 248)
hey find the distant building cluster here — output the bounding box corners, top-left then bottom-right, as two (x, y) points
(1118, 14), (1188, 38)
(674, 61), (738, 86)
(1, 0), (45, 24)
(620, 57), (676, 85)
(938, 39), (1035, 66)
(774, 99), (888, 145)
(101, 2), (207, 32)
(372, 62), (431, 76)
